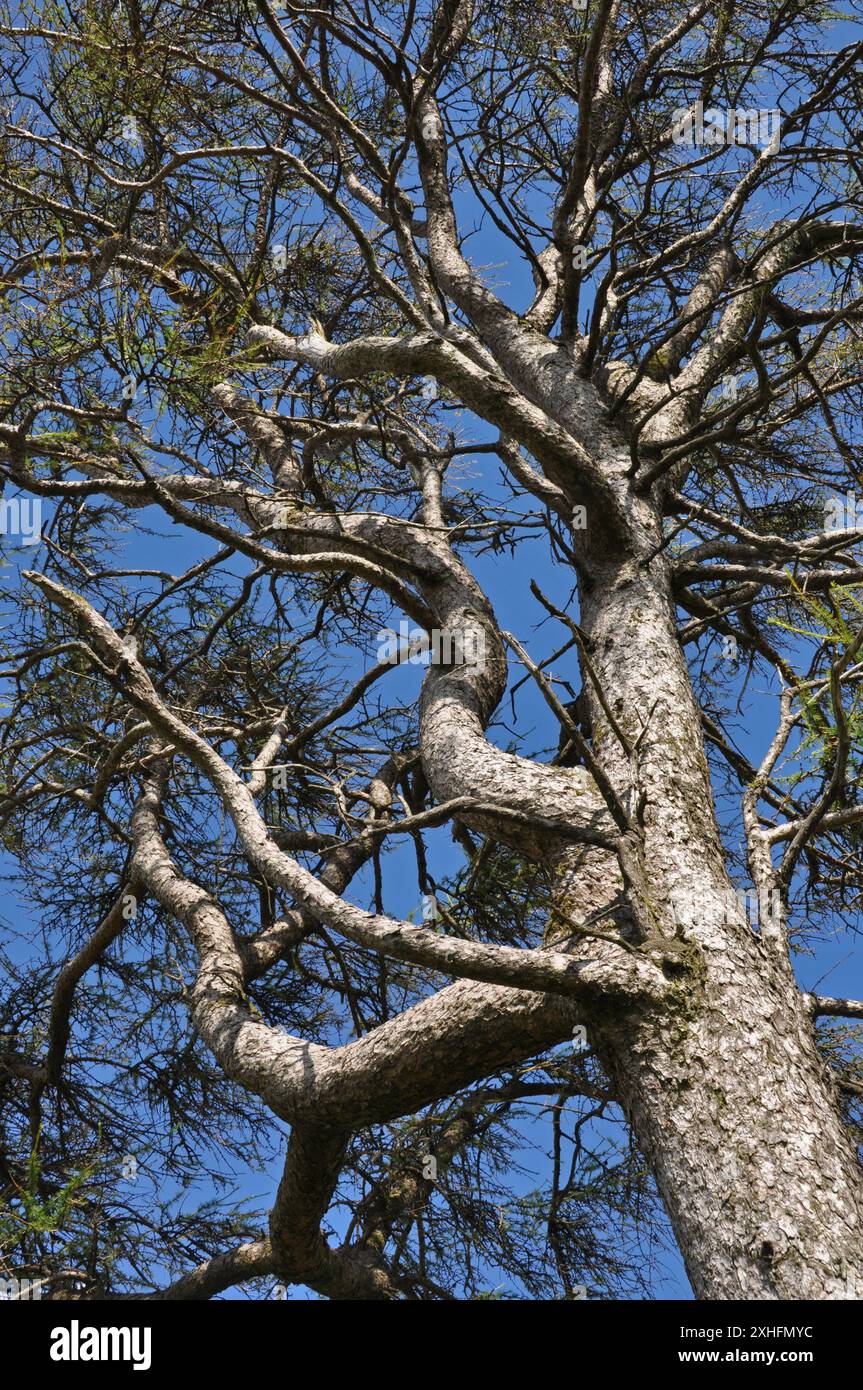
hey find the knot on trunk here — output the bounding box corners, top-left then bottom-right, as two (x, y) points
(749, 1220), (793, 1265)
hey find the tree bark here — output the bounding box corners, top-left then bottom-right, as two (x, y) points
(568, 461), (863, 1298)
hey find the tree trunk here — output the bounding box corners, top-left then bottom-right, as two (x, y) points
(599, 925), (863, 1298)
(411, 343), (863, 1298)
(569, 479), (863, 1298)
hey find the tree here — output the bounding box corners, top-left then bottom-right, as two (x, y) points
(1, 0), (863, 1301)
